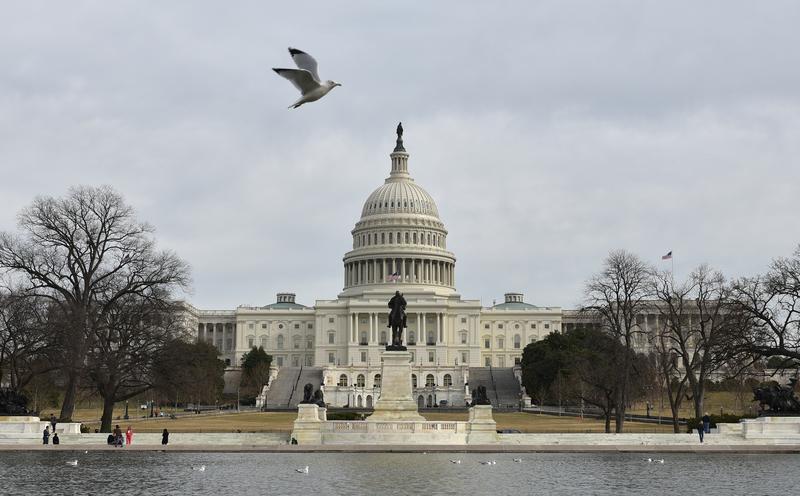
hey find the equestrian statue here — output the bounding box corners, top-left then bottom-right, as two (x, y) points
(387, 290), (407, 350)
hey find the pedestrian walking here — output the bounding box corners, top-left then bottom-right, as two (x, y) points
(161, 428), (169, 446)
(697, 423), (704, 443)
(114, 424), (123, 447)
(42, 426), (50, 445)
(52, 433), (60, 445)
(702, 412), (711, 434)
(125, 426), (133, 445)
(49, 413), (57, 433)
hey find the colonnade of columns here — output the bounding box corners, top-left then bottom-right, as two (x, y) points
(197, 322), (236, 351)
(346, 311), (446, 346)
(344, 257), (454, 287)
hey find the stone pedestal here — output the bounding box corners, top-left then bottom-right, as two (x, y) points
(466, 405), (498, 444)
(291, 404), (322, 444)
(368, 350), (425, 422)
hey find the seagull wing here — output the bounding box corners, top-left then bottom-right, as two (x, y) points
(272, 68), (320, 95)
(288, 48), (320, 82)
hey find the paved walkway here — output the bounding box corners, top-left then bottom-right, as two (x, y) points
(2, 444), (799, 453)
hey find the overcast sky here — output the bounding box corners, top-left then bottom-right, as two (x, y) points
(1, 1), (799, 310)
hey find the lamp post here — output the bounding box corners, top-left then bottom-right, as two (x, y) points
(124, 400), (129, 420)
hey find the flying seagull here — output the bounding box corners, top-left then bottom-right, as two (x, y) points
(273, 48), (341, 109)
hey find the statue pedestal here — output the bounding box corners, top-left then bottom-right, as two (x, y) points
(291, 404), (322, 444)
(368, 351), (425, 422)
(466, 405), (498, 444)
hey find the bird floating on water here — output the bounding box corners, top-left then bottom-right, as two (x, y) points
(273, 48), (341, 109)
(296, 466), (309, 474)
(480, 460), (496, 465)
(192, 465), (206, 472)
(65, 460), (78, 466)
(449, 459), (461, 464)
(513, 458), (522, 463)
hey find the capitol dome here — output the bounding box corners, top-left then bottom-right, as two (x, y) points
(341, 124), (456, 295)
(361, 179), (440, 219)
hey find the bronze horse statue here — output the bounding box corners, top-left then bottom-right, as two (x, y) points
(387, 291), (407, 350)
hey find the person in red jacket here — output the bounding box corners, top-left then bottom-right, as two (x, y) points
(125, 426), (134, 446)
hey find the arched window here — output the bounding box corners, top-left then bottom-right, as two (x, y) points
(408, 331), (416, 345)
(443, 374), (452, 387)
(381, 233), (385, 244)
(357, 374), (365, 387)
(260, 335), (268, 347)
(514, 334), (521, 349)
(374, 374), (382, 388)
(411, 374), (417, 388)
(389, 232), (394, 243)
(413, 232), (417, 244)
(427, 233), (431, 245)
(338, 374), (348, 387)
(357, 395), (363, 407)
(405, 232), (409, 244)
(425, 374), (435, 387)
(276, 335), (284, 350)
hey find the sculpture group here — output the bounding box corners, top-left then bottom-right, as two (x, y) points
(753, 379), (800, 414)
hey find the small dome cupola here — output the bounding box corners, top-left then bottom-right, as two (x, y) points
(505, 293), (524, 304)
(276, 293), (296, 304)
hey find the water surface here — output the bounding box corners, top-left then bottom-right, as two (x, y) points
(0, 451), (797, 495)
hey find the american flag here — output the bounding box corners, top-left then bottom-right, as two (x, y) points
(387, 272), (400, 282)
(661, 251), (673, 260)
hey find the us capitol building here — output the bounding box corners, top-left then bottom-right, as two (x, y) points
(184, 125), (567, 409)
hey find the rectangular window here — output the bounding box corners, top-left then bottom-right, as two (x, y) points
(248, 338), (254, 348)
(248, 323), (254, 329)
(328, 353), (335, 364)
(515, 357), (521, 365)
(498, 324), (503, 329)
(531, 324), (536, 329)
(328, 333), (335, 344)
(544, 323), (550, 329)
(294, 323), (300, 329)
(461, 352), (468, 364)
(428, 351), (435, 363)
(410, 352), (415, 362)
(261, 323), (267, 329)
(461, 334), (467, 344)
(484, 356), (491, 367)
(461, 317), (467, 323)
(361, 351), (367, 363)
(484, 324), (490, 329)
(276, 357), (284, 367)
(484, 338), (490, 349)
(308, 323), (313, 329)
(329, 317), (335, 323)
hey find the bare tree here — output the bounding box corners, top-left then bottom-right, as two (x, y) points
(584, 249), (651, 432)
(0, 186), (190, 420)
(0, 288), (57, 392)
(88, 294), (189, 432)
(730, 246), (800, 366)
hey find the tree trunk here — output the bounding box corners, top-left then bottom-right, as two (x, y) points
(59, 370), (79, 421)
(100, 394), (116, 433)
(604, 411), (611, 433)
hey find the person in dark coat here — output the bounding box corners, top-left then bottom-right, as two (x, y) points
(697, 422), (704, 443)
(52, 433), (60, 445)
(161, 428), (169, 446)
(702, 412), (711, 434)
(42, 426), (50, 445)
(49, 414), (57, 433)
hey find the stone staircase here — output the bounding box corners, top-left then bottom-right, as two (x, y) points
(468, 367), (522, 409)
(262, 367), (324, 409)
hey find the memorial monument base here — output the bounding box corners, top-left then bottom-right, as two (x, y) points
(368, 350), (425, 422)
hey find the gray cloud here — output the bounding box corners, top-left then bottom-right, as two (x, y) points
(1, 1), (799, 309)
